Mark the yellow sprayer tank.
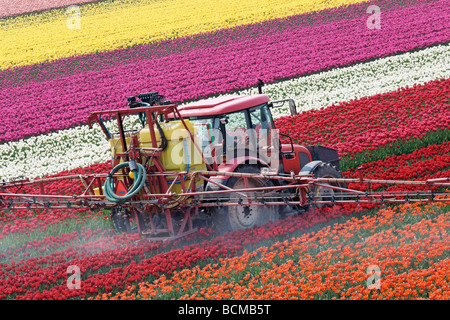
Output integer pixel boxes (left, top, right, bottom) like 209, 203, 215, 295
109, 131, 139, 161
139, 120, 206, 206
92, 132, 135, 196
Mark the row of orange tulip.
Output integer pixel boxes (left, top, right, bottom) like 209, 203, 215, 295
97, 200, 449, 300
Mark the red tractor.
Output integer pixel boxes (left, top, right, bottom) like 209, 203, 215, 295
2, 89, 449, 241
172, 92, 345, 233
84, 89, 346, 237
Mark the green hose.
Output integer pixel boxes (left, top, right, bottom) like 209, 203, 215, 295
104, 161, 146, 204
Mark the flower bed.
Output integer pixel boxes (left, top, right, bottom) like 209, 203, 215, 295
100, 201, 450, 300
2, 44, 449, 181
343, 141, 450, 192
275, 77, 450, 170
1, 0, 448, 143
1, 0, 449, 302
2, 203, 354, 299
0, 0, 102, 18
2, 136, 450, 299
0, 0, 436, 87
1, 0, 372, 69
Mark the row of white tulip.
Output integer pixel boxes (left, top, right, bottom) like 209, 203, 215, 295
0, 116, 139, 181
229, 43, 450, 118
1, 43, 448, 181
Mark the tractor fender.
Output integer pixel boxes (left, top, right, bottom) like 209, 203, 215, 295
204, 157, 271, 197
300, 160, 324, 175
214, 156, 271, 180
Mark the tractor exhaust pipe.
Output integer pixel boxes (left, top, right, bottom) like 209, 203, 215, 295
257, 79, 264, 94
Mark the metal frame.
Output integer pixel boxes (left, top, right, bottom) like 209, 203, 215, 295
2, 170, 450, 239
2, 103, 450, 241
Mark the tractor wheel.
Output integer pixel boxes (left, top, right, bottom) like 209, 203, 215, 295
311, 163, 346, 208
211, 165, 279, 234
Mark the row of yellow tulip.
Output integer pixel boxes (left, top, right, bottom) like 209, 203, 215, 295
0, 0, 370, 70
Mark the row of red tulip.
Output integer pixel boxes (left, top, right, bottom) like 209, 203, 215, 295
343, 140, 450, 192
274, 77, 450, 169
1, 201, 357, 299
102, 201, 450, 300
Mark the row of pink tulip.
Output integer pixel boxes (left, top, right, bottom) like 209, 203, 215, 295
0, 0, 433, 87
1, 0, 448, 143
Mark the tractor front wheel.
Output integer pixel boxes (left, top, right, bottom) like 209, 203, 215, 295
211, 165, 279, 234
311, 163, 346, 208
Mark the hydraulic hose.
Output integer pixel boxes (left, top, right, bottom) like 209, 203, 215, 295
104, 161, 146, 204
151, 112, 168, 151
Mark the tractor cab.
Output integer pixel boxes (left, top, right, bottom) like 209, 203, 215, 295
174, 94, 312, 175
179, 96, 276, 166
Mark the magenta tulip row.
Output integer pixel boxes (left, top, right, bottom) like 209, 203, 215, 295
0, 0, 448, 143
0, 0, 436, 88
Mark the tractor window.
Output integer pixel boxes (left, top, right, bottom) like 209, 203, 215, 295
249, 104, 274, 131
226, 110, 248, 131
189, 117, 221, 165
249, 104, 276, 152
190, 117, 219, 145
224, 110, 250, 148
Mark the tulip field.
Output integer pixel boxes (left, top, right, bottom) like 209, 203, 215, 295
1, 0, 450, 302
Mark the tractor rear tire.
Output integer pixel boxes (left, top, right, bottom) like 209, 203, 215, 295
211, 165, 279, 234
311, 163, 346, 208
